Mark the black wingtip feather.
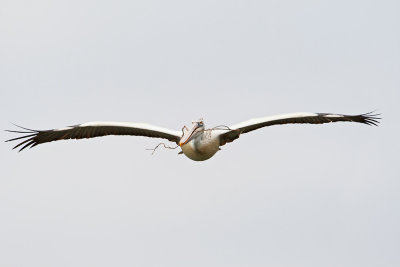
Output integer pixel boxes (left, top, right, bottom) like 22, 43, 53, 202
9, 122, 40, 132
360, 112, 381, 126
19, 140, 36, 152
5, 129, 35, 134
6, 123, 40, 151
5, 134, 37, 143
12, 137, 35, 150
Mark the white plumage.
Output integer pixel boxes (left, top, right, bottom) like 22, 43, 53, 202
6, 112, 380, 161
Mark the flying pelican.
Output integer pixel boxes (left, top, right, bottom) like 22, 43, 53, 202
6, 112, 380, 161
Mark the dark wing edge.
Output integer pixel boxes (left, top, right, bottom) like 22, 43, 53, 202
5, 123, 181, 152
239, 111, 381, 134
315, 111, 381, 127
219, 111, 381, 146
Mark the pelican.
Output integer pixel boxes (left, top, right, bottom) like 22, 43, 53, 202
6, 112, 380, 161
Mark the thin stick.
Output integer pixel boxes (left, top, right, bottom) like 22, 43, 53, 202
181, 126, 189, 136
210, 125, 234, 131
146, 143, 179, 155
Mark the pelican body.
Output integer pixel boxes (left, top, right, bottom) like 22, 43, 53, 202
179, 121, 221, 161
6, 112, 380, 161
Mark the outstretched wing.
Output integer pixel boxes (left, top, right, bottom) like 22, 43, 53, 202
219, 112, 380, 146
6, 121, 182, 151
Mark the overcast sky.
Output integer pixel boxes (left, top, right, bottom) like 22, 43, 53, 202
1, 0, 399, 266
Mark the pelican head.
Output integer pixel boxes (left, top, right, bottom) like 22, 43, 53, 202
179, 119, 205, 146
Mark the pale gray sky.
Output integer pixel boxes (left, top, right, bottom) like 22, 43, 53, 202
0, 0, 399, 266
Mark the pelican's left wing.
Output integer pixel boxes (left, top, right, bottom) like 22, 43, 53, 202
219, 112, 380, 146
6, 121, 182, 151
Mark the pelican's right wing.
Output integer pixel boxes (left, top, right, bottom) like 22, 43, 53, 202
6, 121, 182, 151
219, 112, 380, 146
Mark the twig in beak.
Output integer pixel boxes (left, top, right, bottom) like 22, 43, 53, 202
211, 125, 233, 130
181, 126, 189, 137
146, 143, 179, 155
